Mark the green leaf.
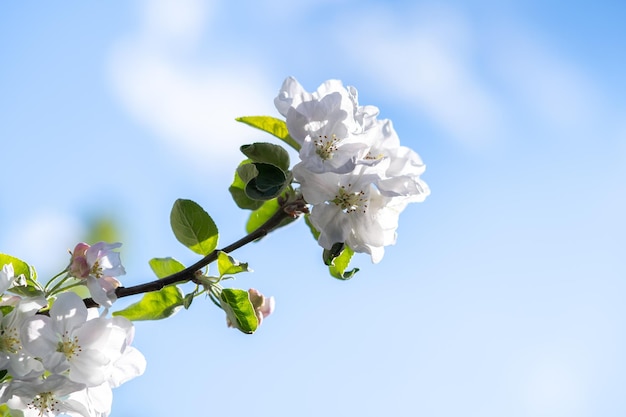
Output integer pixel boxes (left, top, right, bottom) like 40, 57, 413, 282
113, 285, 184, 321
112, 258, 186, 321
236, 116, 300, 151
0, 254, 33, 280
148, 257, 186, 278
245, 196, 296, 235
220, 288, 258, 334
324, 244, 359, 280
217, 251, 249, 277
229, 162, 264, 210
170, 199, 219, 255
240, 142, 290, 172
0, 403, 12, 417
237, 162, 259, 183
183, 292, 195, 309
246, 198, 280, 234
0, 254, 43, 297
245, 163, 287, 200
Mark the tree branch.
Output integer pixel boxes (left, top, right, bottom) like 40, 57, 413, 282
83, 196, 308, 309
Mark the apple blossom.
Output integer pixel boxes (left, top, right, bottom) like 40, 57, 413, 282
0, 296, 47, 379
3, 374, 90, 417
275, 77, 371, 174
295, 165, 400, 263
247, 288, 275, 327
69, 242, 125, 307
22, 292, 141, 387
225, 288, 275, 331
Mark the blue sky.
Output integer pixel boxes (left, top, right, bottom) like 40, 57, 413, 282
1, 1, 625, 416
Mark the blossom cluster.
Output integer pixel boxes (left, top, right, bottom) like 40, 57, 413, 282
275, 77, 430, 263
0, 259, 145, 417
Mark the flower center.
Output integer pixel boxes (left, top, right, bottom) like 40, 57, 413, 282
90, 260, 103, 278
364, 151, 384, 162
29, 391, 60, 415
0, 326, 21, 354
57, 331, 82, 359
332, 185, 368, 214
313, 134, 339, 160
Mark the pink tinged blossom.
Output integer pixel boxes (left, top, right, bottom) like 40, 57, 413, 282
247, 288, 275, 326
69, 242, 125, 307
225, 289, 275, 330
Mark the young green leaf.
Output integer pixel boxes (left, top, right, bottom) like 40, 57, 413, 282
148, 257, 186, 277
245, 163, 287, 200
112, 257, 186, 321
245, 196, 296, 235
183, 292, 195, 309
236, 116, 300, 151
229, 162, 264, 210
217, 251, 249, 277
170, 199, 219, 256
0, 253, 44, 297
0, 253, 33, 280
220, 288, 258, 334
113, 285, 184, 321
240, 142, 290, 172
324, 244, 359, 280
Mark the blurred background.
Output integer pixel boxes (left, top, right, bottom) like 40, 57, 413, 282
1, 0, 625, 416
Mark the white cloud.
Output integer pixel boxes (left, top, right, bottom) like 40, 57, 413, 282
340, 4, 504, 147
108, 0, 277, 173
340, 4, 608, 148
489, 27, 606, 135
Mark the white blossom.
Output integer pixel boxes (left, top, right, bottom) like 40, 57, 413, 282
4, 374, 91, 417
281, 77, 430, 262
0, 296, 47, 379
22, 292, 136, 387
275, 77, 370, 174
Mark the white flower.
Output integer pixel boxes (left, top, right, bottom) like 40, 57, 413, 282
22, 292, 134, 387
295, 165, 399, 263
0, 296, 47, 379
360, 118, 430, 202
69, 242, 125, 307
275, 77, 370, 174
281, 77, 431, 263
0, 263, 16, 294
4, 374, 90, 417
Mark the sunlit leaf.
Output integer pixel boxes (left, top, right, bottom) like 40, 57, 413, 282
112, 257, 186, 321
217, 251, 249, 277
246, 196, 296, 235
113, 285, 184, 321
170, 199, 219, 255
0, 253, 43, 297
236, 116, 300, 151
220, 288, 258, 334
324, 244, 359, 280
